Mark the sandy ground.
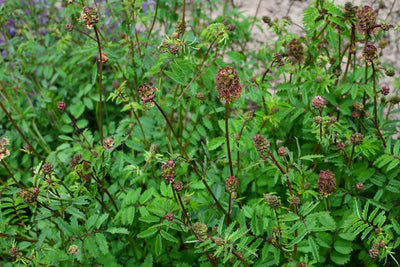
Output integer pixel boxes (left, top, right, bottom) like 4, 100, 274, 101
236, 0, 400, 78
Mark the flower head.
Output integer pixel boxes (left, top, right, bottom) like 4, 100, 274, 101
356, 6, 377, 34
137, 84, 156, 103
193, 222, 208, 241
215, 66, 242, 103
362, 44, 377, 63
254, 134, 270, 159
68, 245, 79, 255
351, 132, 363, 145
287, 39, 304, 63
225, 176, 237, 193
173, 181, 184, 192
161, 160, 176, 183
312, 95, 327, 109
317, 170, 336, 197
0, 138, 10, 161
264, 193, 281, 209
104, 137, 114, 150
79, 6, 98, 29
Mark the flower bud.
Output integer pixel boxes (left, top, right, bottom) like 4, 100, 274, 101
161, 160, 176, 183
225, 176, 237, 193
215, 66, 242, 103
318, 170, 336, 196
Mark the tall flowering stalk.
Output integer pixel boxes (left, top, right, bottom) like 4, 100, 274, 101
137, 84, 227, 215
216, 66, 243, 225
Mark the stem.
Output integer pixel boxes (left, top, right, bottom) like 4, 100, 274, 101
154, 101, 227, 215
0, 100, 42, 160
371, 61, 386, 147
225, 103, 234, 177
93, 25, 104, 147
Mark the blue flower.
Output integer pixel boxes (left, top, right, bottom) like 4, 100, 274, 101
142, 0, 155, 14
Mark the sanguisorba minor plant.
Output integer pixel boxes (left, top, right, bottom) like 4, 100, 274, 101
1, 0, 400, 266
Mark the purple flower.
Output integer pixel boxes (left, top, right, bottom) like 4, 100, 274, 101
143, 0, 155, 14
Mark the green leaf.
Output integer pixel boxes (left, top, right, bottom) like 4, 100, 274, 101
334, 239, 353, 254
66, 206, 85, 219
330, 251, 350, 265
106, 227, 129, 235
318, 212, 336, 231
300, 154, 324, 161
155, 234, 163, 256
207, 137, 225, 151
95, 233, 109, 255
308, 236, 319, 262
160, 230, 179, 243
85, 235, 99, 258
137, 227, 158, 238
288, 229, 307, 247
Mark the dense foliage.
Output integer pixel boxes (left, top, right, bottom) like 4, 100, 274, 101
1, 0, 400, 266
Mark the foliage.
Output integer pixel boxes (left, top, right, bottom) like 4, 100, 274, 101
0, 0, 399, 266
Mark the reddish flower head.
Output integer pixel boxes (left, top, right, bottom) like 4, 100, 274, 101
215, 66, 242, 103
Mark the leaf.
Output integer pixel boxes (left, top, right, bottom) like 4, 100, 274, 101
95, 214, 109, 229
308, 236, 319, 262
155, 234, 163, 256
66, 206, 85, 219
106, 227, 129, 235
334, 239, 353, 254
299, 154, 324, 161
95, 233, 109, 255
85, 235, 99, 258
207, 137, 225, 151
318, 213, 336, 231
86, 214, 99, 230
137, 227, 158, 238
330, 251, 350, 265
160, 230, 179, 243
288, 229, 307, 247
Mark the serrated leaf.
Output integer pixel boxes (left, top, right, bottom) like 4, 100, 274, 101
86, 214, 99, 230
318, 212, 336, 231
391, 218, 400, 235
155, 234, 163, 256
137, 227, 158, 238
288, 229, 307, 247
95, 233, 109, 255
140, 215, 160, 223
308, 236, 319, 261
85, 235, 99, 257
160, 230, 179, 243
299, 154, 324, 161
334, 239, 353, 254
106, 227, 129, 235
66, 206, 85, 219
279, 213, 299, 222
95, 214, 109, 229
207, 137, 225, 151
330, 251, 350, 265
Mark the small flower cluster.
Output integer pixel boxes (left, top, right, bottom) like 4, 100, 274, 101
104, 137, 114, 150
264, 193, 281, 209
215, 66, 242, 103
79, 6, 99, 29
356, 6, 377, 34
362, 44, 377, 63
368, 241, 385, 259
161, 160, 176, 183
68, 245, 79, 255
287, 39, 304, 63
42, 162, 54, 176
317, 170, 336, 197
0, 137, 10, 161
254, 134, 270, 159
351, 132, 363, 145
311, 95, 327, 110
98, 52, 108, 64
225, 176, 237, 193
137, 84, 156, 103
20, 188, 40, 203
192, 222, 208, 241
